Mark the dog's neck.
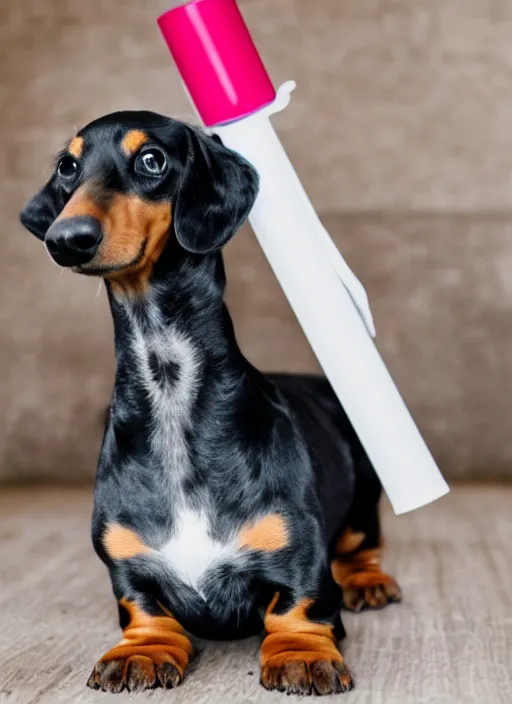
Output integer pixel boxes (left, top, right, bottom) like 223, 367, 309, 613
104, 244, 250, 468
107, 245, 240, 363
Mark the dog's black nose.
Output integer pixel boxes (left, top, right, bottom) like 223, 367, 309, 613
45, 216, 103, 267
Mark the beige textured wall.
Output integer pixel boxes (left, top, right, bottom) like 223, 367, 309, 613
1, 0, 511, 482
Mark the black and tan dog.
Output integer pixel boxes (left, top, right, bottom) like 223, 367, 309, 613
20, 111, 401, 696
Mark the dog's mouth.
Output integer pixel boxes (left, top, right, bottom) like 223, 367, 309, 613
74, 238, 148, 277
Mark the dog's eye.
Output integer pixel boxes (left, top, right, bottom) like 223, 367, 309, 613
57, 156, 79, 180
135, 148, 167, 177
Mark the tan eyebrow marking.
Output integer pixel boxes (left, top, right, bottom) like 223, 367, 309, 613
122, 130, 149, 156
68, 136, 84, 159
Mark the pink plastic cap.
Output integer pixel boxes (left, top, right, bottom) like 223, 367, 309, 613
158, 0, 276, 126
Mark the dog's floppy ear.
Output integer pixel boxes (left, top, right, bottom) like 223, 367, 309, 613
173, 128, 259, 254
20, 181, 61, 241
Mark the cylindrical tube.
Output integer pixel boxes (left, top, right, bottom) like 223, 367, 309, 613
157, 0, 450, 514
214, 113, 449, 515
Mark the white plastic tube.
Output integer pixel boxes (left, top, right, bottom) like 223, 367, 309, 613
214, 85, 449, 515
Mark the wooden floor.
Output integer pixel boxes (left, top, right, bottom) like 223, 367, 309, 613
0, 486, 511, 703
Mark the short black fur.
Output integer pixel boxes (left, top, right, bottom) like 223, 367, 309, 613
19, 111, 397, 695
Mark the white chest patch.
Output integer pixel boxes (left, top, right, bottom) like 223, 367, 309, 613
160, 507, 239, 591
127, 302, 200, 479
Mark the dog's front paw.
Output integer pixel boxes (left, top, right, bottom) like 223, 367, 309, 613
87, 653, 183, 693
342, 573, 402, 612
261, 659, 353, 696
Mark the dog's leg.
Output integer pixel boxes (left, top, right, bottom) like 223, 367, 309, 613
87, 598, 193, 693
260, 592, 353, 695
331, 533, 402, 612
330, 455, 402, 612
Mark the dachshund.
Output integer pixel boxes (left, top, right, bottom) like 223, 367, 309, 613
20, 111, 401, 696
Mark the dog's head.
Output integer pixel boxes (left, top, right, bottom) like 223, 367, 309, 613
20, 111, 258, 291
